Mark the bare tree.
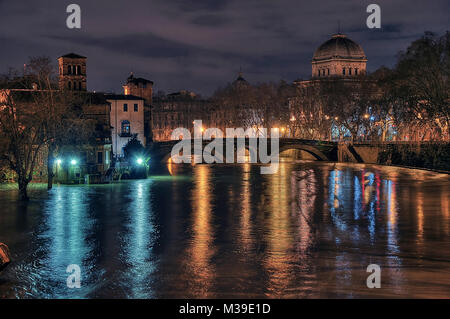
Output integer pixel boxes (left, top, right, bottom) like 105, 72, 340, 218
0, 88, 48, 200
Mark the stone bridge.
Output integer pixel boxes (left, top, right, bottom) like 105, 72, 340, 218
148, 138, 339, 164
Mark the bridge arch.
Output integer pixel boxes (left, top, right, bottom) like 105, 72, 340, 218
279, 144, 330, 161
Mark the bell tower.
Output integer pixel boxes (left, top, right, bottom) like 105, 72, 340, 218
58, 53, 87, 91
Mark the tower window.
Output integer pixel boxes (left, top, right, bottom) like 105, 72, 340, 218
123, 103, 128, 112
134, 104, 138, 112
121, 120, 130, 134
342, 68, 346, 75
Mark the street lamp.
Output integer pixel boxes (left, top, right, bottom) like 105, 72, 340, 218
136, 157, 144, 165
70, 159, 77, 165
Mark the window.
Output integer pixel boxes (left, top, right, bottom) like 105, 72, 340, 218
121, 120, 130, 134
349, 68, 352, 75
79, 82, 82, 90
77, 65, 81, 75
68, 81, 72, 90
318, 70, 320, 77
68, 65, 72, 75
322, 69, 325, 76
327, 69, 330, 75
342, 68, 346, 75
123, 103, 128, 112
134, 104, 138, 112
355, 68, 358, 75
97, 151, 103, 164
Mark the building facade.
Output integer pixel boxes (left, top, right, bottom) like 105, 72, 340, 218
123, 73, 154, 142
106, 95, 145, 157
151, 91, 210, 141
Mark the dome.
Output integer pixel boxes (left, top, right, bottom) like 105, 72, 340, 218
312, 34, 366, 61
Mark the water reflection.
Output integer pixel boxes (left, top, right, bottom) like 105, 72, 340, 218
27, 187, 95, 298
0, 162, 449, 298
186, 165, 216, 297
121, 180, 157, 298
239, 163, 253, 251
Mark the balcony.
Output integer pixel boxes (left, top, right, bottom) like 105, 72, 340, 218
119, 132, 132, 137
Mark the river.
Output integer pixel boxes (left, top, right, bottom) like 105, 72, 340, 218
0, 161, 449, 298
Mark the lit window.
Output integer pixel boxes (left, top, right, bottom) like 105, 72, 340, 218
121, 120, 130, 134
123, 103, 128, 112
134, 104, 138, 112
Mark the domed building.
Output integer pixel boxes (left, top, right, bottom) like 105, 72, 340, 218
311, 33, 367, 78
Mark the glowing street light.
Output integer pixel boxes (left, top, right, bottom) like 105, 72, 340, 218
56, 159, 62, 165
136, 158, 144, 165
70, 159, 77, 165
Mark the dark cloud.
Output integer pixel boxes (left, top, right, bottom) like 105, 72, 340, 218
0, 0, 449, 96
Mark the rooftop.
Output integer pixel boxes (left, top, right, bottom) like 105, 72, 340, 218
105, 94, 145, 101
59, 53, 87, 59
313, 34, 366, 61
126, 73, 154, 85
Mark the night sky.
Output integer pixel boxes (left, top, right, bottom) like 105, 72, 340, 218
1, 0, 449, 96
